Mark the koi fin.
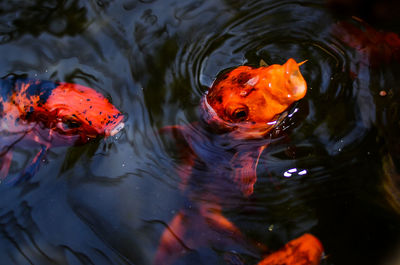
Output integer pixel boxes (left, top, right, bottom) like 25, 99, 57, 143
159, 125, 194, 159
8, 145, 48, 185
257, 234, 324, 265
0, 151, 13, 182
231, 145, 266, 196
160, 125, 197, 189
223, 252, 245, 265
154, 204, 256, 265
259, 59, 269, 67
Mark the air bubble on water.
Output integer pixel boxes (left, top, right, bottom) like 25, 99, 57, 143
284, 171, 292, 177
298, 170, 307, 175
283, 168, 308, 178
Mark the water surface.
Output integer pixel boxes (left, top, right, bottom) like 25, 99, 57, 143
1, 0, 400, 264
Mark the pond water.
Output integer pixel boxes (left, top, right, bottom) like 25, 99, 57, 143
1, 0, 400, 264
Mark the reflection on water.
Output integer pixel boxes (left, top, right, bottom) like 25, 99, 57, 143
0, 0, 400, 264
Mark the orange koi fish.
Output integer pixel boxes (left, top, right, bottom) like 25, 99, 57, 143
257, 234, 324, 265
0, 77, 124, 183
155, 59, 322, 265
205, 58, 307, 140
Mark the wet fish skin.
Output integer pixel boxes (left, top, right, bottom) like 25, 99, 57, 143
0, 77, 124, 182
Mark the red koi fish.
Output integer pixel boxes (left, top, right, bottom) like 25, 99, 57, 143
257, 234, 324, 265
333, 17, 400, 67
0, 77, 124, 183
155, 59, 322, 265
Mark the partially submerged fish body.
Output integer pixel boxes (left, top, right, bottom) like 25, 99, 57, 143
181, 58, 308, 196
257, 234, 324, 265
204, 58, 307, 139
155, 59, 320, 264
0, 77, 124, 182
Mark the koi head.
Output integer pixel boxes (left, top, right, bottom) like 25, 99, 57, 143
204, 58, 307, 138
39, 83, 124, 141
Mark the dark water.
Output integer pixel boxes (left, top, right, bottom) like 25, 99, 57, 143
1, 0, 400, 264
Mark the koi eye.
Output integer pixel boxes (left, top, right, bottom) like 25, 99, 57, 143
62, 117, 82, 130
230, 106, 249, 122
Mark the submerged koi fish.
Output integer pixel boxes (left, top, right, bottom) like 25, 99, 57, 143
257, 233, 324, 265
0, 77, 124, 182
155, 59, 323, 265
333, 17, 400, 67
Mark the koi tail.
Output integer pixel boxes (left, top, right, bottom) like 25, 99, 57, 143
159, 125, 196, 190
154, 202, 257, 265
6, 145, 48, 185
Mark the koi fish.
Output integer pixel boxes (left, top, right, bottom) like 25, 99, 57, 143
205, 58, 307, 139
332, 17, 400, 128
155, 59, 322, 265
257, 233, 324, 265
332, 17, 400, 67
0, 77, 124, 183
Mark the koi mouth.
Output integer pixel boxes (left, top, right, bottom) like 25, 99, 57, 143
108, 121, 125, 137
201, 95, 277, 138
